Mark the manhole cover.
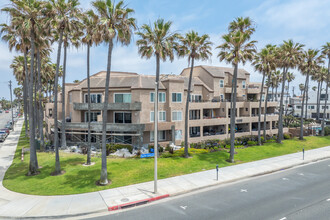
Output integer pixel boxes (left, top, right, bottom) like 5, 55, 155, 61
121, 198, 129, 202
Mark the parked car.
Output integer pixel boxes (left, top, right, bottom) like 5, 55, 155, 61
0, 110, 2, 113
5, 110, 9, 113
5, 124, 13, 130
0, 128, 9, 137
0, 131, 6, 142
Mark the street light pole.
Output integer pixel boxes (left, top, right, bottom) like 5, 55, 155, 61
9, 80, 14, 131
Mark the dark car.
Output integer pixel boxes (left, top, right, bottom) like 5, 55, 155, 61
0, 128, 9, 136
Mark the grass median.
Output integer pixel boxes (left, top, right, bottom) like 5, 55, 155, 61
3, 125, 330, 195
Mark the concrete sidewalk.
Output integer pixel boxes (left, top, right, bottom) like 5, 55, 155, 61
0, 118, 330, 218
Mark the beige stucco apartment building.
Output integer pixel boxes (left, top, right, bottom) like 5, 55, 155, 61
44, 65, 279, 148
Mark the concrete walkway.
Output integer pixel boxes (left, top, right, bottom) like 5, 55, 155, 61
0, 118, 330, 218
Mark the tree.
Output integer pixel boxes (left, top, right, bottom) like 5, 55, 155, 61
177, 31, 212, 157
93, 0, 136, 185
217, 17, 257, 162
253, 44, 276, 145
321, 42, 330, 136
299, 83, 305, 96
285, 72, 295, 116
49, 0, 81, 175
298, 49, 323, 140
81, 9, 101, 165
136, 19, 177, 191
276, 40, 304, 143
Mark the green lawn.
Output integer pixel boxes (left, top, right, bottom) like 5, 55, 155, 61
3, 126, 330, 195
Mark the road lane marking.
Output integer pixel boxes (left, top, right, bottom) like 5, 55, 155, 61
298, 173, 304, 176
279, 217, 287, 220
282, 178, 289, 180
327, 198, 330, 202
180, 206, 187, 210
240, 189, 247, 192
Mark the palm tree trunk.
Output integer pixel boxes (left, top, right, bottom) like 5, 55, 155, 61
86, 44, 92, 165
100, 40, 114, 185
53, 29, 64, 175
277, 67, 287, 143
316, 81, 321, 120
34, 62, 38, 137
285, 82, 290, 116
264, 74, 270, 140
61, 44, 67, 149
271, 86, 274, 101
153, 53, 160, 193
275, 85, 278, 102
305, 77, 309, 119
258, 72, 265, 145
229, 63, 238, 162
299, 72, 309, 140
28, 28, 38, 175
321, 59, 330, 136
184, 57, 194, 157
37, 51, 44, 150
23, 50, 29, 137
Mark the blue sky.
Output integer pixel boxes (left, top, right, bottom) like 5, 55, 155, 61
0, 0, 329, 99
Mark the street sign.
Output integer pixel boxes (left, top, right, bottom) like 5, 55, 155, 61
141, 153, 155, 158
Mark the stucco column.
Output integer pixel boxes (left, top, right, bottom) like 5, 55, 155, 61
171, 125, 175, 144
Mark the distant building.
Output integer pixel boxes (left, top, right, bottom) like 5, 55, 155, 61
45, 65, 280, 148
291, 89, 330, 119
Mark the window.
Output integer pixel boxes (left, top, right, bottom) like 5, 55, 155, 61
262, 94, 265, 101
172, 111, 182, 121
220, 94, 224, 102
189, 126, 200, 137
114, 93, 131, 103
85, 112, 101, 122
296, 106, 301, 109
322, 106, 329, 109
150, 130, 166, 141
245, 108, 248, 111
85, 93, 102, 103
190, 94, 202, 102
49, 109, 53, 117
172, 93, 182, 102
189, 110, 200, 120
320, 94, 328, 101
150, 92, 166, 103
308, 105, 315, 110
242, 81, 246, 89
220, 79, 224, 88
114, 112, 132, 123
69, 93, 72, 104
150, 111, 166, 122
175, 130, 182, 140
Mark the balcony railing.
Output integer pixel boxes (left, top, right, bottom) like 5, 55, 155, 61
73, 102, 142, 111
58, 121, 145, 132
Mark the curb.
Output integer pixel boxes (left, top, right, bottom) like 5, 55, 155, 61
108, 194, 170, 211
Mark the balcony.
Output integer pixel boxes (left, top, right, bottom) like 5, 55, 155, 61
58, 121, 145, 133
73, 102, 142, 111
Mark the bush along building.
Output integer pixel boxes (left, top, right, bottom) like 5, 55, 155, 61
44, 65, 280, 148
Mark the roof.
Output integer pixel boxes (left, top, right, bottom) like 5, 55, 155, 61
180, 65, 250, 79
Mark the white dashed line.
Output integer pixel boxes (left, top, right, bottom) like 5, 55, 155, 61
180, 206, 187, 210
279, 217, 287, 220
282, 178, 289, 180
240, 189, 247, 192
298, 173, 304, 176
327, 198, 330, 202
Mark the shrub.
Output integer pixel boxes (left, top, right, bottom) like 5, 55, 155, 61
283, 133, 292, 139
214, 147, 219, 151
165, 145, 171, 152
247, 141, 257, 146
106, 143, 133, 156
324, 127, 330, 136
260, 136, 265, 143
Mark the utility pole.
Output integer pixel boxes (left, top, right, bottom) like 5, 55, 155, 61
9, 80, 14, 131
292, 86, 295, 97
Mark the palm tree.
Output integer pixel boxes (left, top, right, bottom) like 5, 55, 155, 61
321, 42, 330, 136
136, 18, 177, 191
285, 72, 295, 115
81, 9, 101, 165
217, 17, 257, 162
276, 40, 304, 143
272, 70, 281, 102
298, 49, 324, 140
299, 83, 305, 96
93, 0, 136, 185
2, 0, 49, 175
177, 31, 212, 157
314, 67, 328, 120
49, 0, 81, 175
253, 44, 276, 145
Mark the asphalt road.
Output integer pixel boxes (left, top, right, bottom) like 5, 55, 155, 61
88, 158, 330, 220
